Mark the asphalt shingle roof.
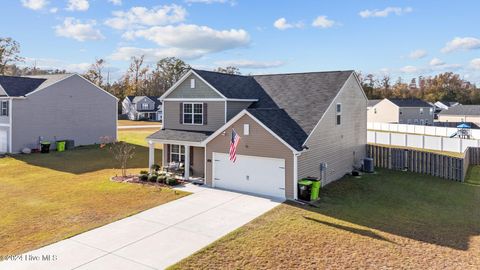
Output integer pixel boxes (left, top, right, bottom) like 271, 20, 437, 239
126, 96, 162, 111
0, 74, 73, 97
439, 105, 480, 116
388, 98, 433, 108
368, 99, 381, 107
147, 129, 212, 142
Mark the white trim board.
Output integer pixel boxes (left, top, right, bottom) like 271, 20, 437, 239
160, 70, 228, 100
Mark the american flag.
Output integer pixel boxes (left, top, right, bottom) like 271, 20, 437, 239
229, 129, 241, 163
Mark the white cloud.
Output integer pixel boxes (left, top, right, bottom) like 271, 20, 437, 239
185, 0, 234, 4
215, 59, 285, 69
124, 24, 250, 53
470, 58, 480, 70
49, 7, 58, 13
21, 0, 48, 10
441, 37, 480, 53
359, 7, 413, 18
54, 18, 104, 42
23, 57, 91, 73
105, 5, 187, 30
108, 0, 122, 5
67, 0, 89, 11
312, 16, 335, 28
429, 58, 445, 66
110, 47, 207, 61
273, 17, 304, 30
408, 49, 427, 59
399, 65, 419, 74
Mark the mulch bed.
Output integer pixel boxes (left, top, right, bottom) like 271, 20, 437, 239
110, 175, 185, 188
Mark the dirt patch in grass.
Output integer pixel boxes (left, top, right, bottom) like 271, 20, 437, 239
170, 169, 480, 269
0, 145, 187, 256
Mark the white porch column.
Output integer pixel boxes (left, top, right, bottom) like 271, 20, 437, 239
184, 145, 190, 180
148, 141, 155, 172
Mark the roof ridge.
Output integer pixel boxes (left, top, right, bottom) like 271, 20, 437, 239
252, 70, 354, 77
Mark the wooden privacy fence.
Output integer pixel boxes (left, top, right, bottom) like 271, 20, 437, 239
367, 144, 480, 182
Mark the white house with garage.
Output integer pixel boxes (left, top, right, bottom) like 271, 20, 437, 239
0, 74, 117, 154
122, 96, 162, 121
146, 69, 367, 200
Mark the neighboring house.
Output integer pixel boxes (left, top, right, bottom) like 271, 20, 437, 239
367, 98, 434, 125
367, 99, 381, 112
0, 74, 117, 153
438, 105, 480, 125
122, 96, 162, 121
434, 101, 460, 110
146, 69, 367, 200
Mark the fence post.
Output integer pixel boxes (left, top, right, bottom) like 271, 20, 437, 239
441, 137, 444, 152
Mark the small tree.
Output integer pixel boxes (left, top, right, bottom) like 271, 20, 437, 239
108, 141, 136, 177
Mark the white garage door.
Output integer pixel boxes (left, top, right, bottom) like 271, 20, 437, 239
213, 152, 286, 199
0, 129, 7, 153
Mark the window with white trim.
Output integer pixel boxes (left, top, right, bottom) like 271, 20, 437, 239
0, 101, 8, 116
141, 103, 149, 110
170, 145, 185, 162
336, 103, 341, 125
183, 102, 203, 125
190, 78, 195, 88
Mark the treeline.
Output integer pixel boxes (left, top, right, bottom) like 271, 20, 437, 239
358, 72, 480, 104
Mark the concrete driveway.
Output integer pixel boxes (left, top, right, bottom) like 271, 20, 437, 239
0, 185, 282, 270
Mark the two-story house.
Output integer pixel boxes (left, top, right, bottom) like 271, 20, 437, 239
367, 98, 434, 125
146, 69, 367, 200
122, 96, 162, 121
0, 74, 117, 153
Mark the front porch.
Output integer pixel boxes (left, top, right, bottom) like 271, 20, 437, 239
147, 129, 211, 181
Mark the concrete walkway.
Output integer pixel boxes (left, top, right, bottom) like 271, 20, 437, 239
0, 185, 282, 270
118, 125, 162, 129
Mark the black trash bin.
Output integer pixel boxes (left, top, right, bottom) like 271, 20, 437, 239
298, 180, 313, 201
40, 141, 51, 153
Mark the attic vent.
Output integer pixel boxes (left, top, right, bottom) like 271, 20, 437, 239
190, 78, 195, 88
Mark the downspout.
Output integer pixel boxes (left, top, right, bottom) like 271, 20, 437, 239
8, 98, 12, 153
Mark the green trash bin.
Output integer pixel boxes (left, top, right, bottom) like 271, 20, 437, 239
298, 180, 313, 201
56, 141, 66, 152
310, 180, 321, 201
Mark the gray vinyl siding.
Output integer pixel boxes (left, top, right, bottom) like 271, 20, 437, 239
226, 101, 253, 120
0, 98, 9, 124
165, 74, 222, 99
398, 107, 434, 125
163, 100, 225, 132
136, 97, 155, 110
10, 74, 117, 152
298, 74, 367, 185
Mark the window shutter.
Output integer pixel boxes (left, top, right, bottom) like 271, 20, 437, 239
166, 144, 171, 163
203, 103, 208, 125
190, 146, 194, 166
179, 102, 183, 124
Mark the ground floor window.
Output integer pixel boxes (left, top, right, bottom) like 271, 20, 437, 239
170, 144, 185, 163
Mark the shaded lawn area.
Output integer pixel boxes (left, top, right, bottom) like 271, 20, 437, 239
0, 144, 186, 256
170, 169, 480, 269
118, 128, 162, 148
118, 120, 162, 127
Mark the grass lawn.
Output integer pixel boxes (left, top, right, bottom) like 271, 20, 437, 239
118, 120, 162, 127
170, 169, 480, 269
0, 143, 185, 256
118, 128, 162, 148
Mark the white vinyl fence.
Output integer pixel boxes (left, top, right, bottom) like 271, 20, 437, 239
367, 122, 480, 139
367, 130, 480, 153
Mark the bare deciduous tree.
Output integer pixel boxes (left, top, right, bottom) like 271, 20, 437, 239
0, 37, 23, 75
106, 140, 136, 178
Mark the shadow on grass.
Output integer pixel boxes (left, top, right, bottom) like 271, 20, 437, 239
303, 216, 397, 244
296, 168, 480, 251
11, 143, 163, 174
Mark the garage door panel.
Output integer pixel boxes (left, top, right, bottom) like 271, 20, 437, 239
213, 153, 286, 199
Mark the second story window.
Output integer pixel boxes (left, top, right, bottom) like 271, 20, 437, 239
183, 102, 203, 125
0, 101, 8, 116
190, 78, 196, 88
336, 103, 341, 125
141, 103, 149, 110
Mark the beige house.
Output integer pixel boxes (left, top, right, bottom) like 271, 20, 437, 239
367, 98, 434, 125
147, 69, 367, 200
438, 105, 480, 125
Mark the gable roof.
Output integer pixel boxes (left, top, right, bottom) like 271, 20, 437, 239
246, 108, 307, 151
388, 98, 433, 108
368, 99, 381, 107
0, 74, 73, 97
126, 96, 162, 111
439, 105, 480, 116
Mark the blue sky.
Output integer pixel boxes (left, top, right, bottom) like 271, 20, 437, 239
2, 0, 480, 83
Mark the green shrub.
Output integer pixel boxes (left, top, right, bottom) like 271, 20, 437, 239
166, 177, 179, 186
150, 164, 161, 172
139, 170, 149, 175
139, 174, 148, 181
148, 174, 158, 183
157, 175, 167, 184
